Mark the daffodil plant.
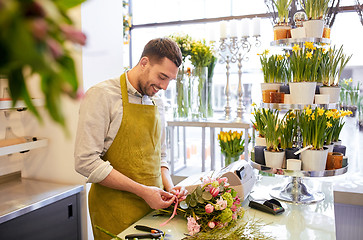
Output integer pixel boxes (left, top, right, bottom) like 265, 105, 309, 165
260, 108, 283, 152
273, 0, 292, 24
280, 110, 298, 149
289, 42, 323, 83
258, 49, 290, 83
330, 109, 352, 142
300, 0, 330, 20
251, 103, 266, 138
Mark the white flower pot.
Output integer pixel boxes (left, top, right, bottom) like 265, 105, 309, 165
314, 94, 330, 104
324, 143, 334, 153
255, 136, 266, 146
264, 149, 285, 169
289, 82, 316, 105
291, 27, 306, 39
284, 94, 291, 104
333, 140, 342, 146
319, 86, 340, 103
303, 19, 324, 38
261, 82, 283, 92
301, 148, 328, 171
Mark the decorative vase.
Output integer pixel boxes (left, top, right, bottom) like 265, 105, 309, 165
191, 67, 208, 120
319, 86, 341, 103
175, 67, 189, 119
289, 82, 316, 105
255, 136, 266, 146
222, 152, 241, 167
326, 152, 343, 170
301, 147, 328, 171
264, 149, 285, 169
254, 146, 266, 165
273, 24, 291, 40
303, 19, 324, 38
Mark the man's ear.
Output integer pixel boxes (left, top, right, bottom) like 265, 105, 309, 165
139, 56, 149, 68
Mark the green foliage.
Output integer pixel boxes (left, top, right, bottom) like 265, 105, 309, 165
273, 0, 292, 23
300, 0, 330, 20
280, 110, 298, 149
190, 40, 213, 68
251, 103, 267, 138
0, 0, 86, 128
218, 130, 248, 156
260, 108, 282, 152
258, 49, 290, 83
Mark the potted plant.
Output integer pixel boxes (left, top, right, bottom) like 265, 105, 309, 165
319, 46, 352, 103
258, 50, 289, 103
218, 130, 248, 166
260, 108, 285, 169
289, 42, 322, 105
331, 109, 352, 155
273, 0, 293, 40
251, 103, 267, 146
341, 79, 360, 117
298, 106, 329, 171
281, 110, 299, 160
300, 0, 330, 38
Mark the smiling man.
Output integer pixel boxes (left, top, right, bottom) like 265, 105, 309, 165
74, 38, 187, 240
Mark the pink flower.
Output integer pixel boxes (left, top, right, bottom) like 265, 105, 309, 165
218, 177, 228, 184
46, 38, 63, 59
30, 18, 48, 40
208, 221, 216, 229
187, 216, 200, 236
60, 24, 87, 45
231, 204, 237, 212
205, 204, 214, 214
210, 187, 219, 197
234, 196, 241, 205
216, 197, 227, 210
232, 213, 237, 220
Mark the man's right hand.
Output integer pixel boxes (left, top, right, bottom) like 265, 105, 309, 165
141, 186, 176, 209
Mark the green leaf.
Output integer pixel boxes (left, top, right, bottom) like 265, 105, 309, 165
196, 185, 203, 197
190, 199, 197, 207
54, 0, 87, 10
202, 191, 212, 201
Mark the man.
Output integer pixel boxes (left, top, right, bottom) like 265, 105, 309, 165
74, 38, 187, 240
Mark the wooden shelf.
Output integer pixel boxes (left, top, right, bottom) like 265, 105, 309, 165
0, 99, 44, 110
0, 138, 48, 156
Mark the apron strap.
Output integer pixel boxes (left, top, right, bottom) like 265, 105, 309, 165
120, 73, 129, 107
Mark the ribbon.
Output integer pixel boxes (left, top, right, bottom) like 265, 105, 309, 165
159, 190, 181, 227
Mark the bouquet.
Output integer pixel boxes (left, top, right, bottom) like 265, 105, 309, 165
218, 130, 249, 165
159, 177, 274, 239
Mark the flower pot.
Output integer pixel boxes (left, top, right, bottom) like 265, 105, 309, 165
326, 152, 343, 170
261, 82, 283, 92
286, 159, 302, 170
303, 19, 324, 38
222, 152, 241, 167
255, 136, 266, 146
333, 144, 346, 156
270, 92, 285, 103
289, 82, 316, 105
323, 26, 331, 39
315, 82, 322, 94
273, 24, 292, 40
284, 94, 291, 104
314, 94, 330, 104
285, 147, 300, 160
264, 149, 285, 169
290, 27, 306, 39
319, 86, 340, 103
262, 90, 277, 103
254, 146, 266, 165
280, 84, 290, 94
333, 139, 342, 146
324, 143, 334, 153
301, 147, 328, 171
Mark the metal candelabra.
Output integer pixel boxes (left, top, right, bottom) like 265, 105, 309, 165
218, 36, 261, 121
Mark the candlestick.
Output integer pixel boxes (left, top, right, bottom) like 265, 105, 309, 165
230, 20, 238, 38
220, 21, 227, 39
241, 18, 250, 38
252, 17, 261, 37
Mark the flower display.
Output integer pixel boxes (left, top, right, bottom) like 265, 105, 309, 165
273, 0, 292, 24
169, 33, 193, 62
258, 49, 290, 83
330, 109, 352, 142
251, 103, 266, 138
260, 108, 283, 152
280, 110, 298, 149
218, 130, 250, 165
300, 0, 330, 20
0, 0, 86, 127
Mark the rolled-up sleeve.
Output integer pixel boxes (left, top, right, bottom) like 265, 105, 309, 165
74, 86, 113, 183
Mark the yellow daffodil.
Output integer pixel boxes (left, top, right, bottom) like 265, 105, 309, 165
306, 51, 313, 59
252, 102, 256, 107
304, 42, 316, 50
311, 114, 315, 120
292, 44, 301, 52
263, 49, 270, 55
349, 78, 353, 83
218, 134, 220, 140
317, 107, 325, 116
325, 110, 334, 119
327, 121, 332, 128
285, 52, 290, 58
277, 55, 284, 61
306, 107, 313, 116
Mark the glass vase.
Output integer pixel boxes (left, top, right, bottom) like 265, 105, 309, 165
175, 67, 189, 119
191, 67, 208, 120
222, 152, 241, 167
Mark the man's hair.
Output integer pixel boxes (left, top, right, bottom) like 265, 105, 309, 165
140, 38, 182, 67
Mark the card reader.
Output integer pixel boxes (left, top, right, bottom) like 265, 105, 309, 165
249, 199, 285, 215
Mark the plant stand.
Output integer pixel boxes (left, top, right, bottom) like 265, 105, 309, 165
270, 176, 324, 204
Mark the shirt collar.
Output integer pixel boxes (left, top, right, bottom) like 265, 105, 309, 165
125, 71, 143, 98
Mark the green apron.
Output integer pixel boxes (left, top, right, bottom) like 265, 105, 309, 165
88, 73, 163, 240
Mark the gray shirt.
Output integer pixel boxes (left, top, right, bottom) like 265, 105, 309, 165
74, 73, 169, 183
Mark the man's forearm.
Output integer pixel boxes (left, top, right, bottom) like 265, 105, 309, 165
161, 167, 174, 192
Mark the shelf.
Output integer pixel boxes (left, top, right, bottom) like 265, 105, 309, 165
0, 99, 44, 110
249, 159, 348, 178
0, 138, 48, 156
270, 37, 332, 48
261, 102, 339, 111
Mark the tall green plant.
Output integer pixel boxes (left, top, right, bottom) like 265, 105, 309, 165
258, 50, 289, 83
260, 108, 282, 152
300, 0, 330, 20
281, 110, 298, 149
273, 0, 293, 23
251, 104, 267, 138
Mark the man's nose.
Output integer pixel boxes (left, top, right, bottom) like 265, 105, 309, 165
160, 80, 170, 90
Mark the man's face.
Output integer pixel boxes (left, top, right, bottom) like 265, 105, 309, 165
138, 57, 178, 97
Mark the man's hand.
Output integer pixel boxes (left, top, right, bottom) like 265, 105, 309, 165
169, 186, 188, 201
141, 186, 176, 209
